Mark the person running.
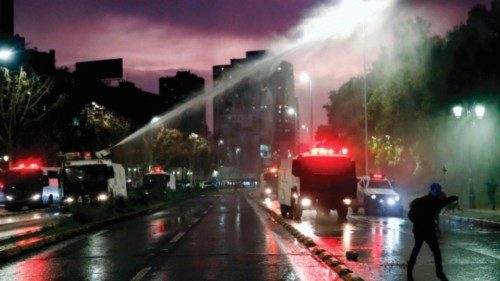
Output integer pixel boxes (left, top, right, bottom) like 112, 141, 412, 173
407, 183, 458, 281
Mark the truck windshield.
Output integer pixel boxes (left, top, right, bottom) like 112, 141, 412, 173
64, 165, 108, 183
369, 180, 391, 189
3, 170, 43, 187
300, 156, 353, 176
143, 174, 170, 189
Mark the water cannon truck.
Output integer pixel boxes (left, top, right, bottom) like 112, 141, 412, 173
277, 147, 357, 220
60, 151, 127, 204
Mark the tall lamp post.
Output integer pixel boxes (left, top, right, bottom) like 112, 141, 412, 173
299, 73, 313, 146
452, 104, 486, 209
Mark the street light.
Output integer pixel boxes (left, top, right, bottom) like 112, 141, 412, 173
299, 73, 313, 146
0, 49, 13, 61
452, 103, 487, 209
150, 116, 160, 124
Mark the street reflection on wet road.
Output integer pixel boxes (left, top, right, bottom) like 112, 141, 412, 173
266, 199, 500, 281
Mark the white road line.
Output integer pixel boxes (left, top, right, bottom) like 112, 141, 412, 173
193, 218, 200, 223
169, 231, 185, 243
130, 266, 151, 281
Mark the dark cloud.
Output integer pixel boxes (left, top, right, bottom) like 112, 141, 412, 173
16, 0, 326, 37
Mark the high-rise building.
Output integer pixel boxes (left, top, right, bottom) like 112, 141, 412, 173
0, 0, 14, 37
0, 0, 55, 74
159, 71, 206, 134
213, 50, 298, 181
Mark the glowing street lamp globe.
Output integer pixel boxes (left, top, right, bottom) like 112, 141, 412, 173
452, 105, 463, 118
150, 116, 160, 124
474, 104, 485, 119
287, 107, 296, 115
0, 49, 13, 61
299, 73, 310, 84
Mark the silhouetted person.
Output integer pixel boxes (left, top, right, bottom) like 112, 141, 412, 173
407, 183, 458, 281
485, 178, 498, 210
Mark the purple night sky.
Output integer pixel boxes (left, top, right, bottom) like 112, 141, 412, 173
13, 0, 490, 132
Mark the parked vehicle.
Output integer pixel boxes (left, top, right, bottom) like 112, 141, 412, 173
3, 162, 61, 211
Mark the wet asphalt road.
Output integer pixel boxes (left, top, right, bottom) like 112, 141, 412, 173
2, 190, 498, 281
0, 208, 66, 241
276, 202, 500, 281
0, 191, 336, 281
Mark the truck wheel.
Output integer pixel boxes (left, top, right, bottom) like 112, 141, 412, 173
352, 205, 359, 215
337, 206, 348, 220
292, 205, 302, 221
280, 204, 289, 218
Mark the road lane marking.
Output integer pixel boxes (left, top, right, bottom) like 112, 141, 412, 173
130, 266, 151, 281
170, 231, 185, 243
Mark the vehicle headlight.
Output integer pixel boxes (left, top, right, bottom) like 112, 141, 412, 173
31, 194, 41, 201
395, 196, 400, 201
342, 198, 352, 205
64, 197, 74, 203
265, 188, 272, 195
387, 198, 396, 206
379, 199, 384, 204
6, 195, 13, 201
97, 194, 108, 201
292, 192, 299, 199
371, 194, 376, 200
301, 198, 312, 207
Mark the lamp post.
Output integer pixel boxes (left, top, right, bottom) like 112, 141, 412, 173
362, 24, 369, 176
299, 73, 313, 146
452, 104, 486, 209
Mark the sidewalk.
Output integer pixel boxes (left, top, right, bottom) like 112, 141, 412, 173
442, 208, 500, 229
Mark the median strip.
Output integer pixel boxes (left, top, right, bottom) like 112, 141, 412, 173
250, 195, 365, 281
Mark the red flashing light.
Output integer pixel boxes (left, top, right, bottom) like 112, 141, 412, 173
371, 173, 384, 180
151, 166, 164, 173
83, 152, 92, 159
341, 148, 348, 155
269, 167, 278, 173
310, 147, 335, 156
11, 161, 41, 170
0, 181, 4, 189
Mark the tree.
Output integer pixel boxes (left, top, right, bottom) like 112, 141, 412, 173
0, 67, 61, 154
81, 102, 132, 151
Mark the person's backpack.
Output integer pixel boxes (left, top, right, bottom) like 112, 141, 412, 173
408, 196, 426, 223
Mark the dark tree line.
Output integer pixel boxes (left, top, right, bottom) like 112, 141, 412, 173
323, 1, 500, 201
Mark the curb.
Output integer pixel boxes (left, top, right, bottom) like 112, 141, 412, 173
250, 196, 364, 281
441, 214, 500, 229
0, 203, 166, 261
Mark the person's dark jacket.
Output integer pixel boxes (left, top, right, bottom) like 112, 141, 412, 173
410, 194, 458, 233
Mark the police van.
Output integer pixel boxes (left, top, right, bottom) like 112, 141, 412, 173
354, 173, 403, 216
